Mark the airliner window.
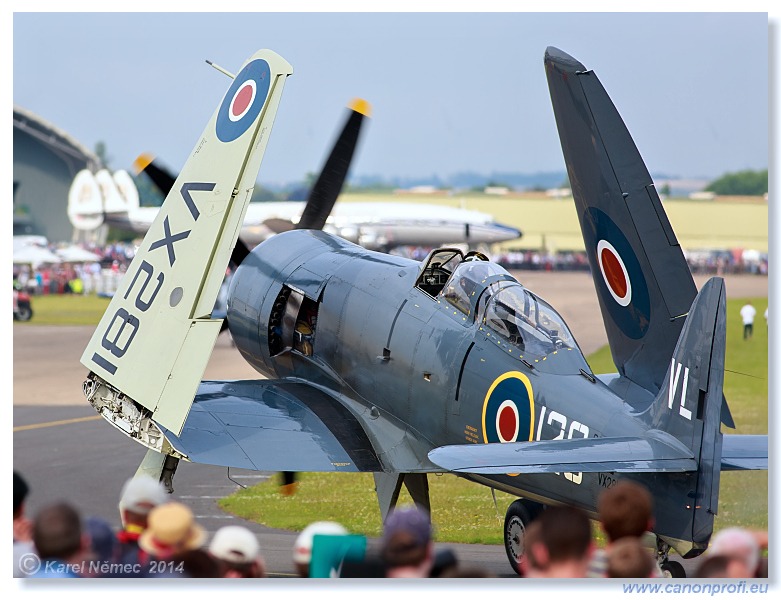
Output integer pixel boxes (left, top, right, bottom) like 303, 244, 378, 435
484, 284, 576, 356
441, 262, 509, 318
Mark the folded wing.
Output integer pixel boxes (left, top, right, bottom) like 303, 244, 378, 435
160, 380, 383, 472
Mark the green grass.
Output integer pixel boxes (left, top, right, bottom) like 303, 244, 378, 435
14, 293, 112, 326
220, 297, 768, 543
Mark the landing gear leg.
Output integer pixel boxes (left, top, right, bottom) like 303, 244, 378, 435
135, 449, 179, 494
373, 473, 430, 522
657, 537, 686, 578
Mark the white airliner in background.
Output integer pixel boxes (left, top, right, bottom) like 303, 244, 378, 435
68, 168, 522, 251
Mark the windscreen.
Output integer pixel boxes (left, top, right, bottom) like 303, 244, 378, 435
484, 282, 577, 357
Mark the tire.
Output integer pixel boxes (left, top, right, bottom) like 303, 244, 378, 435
15, 304, 32, 322
503, 499, 544, 576
661, 560, 686, 578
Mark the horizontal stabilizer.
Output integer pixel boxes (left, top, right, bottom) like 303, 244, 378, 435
428, 432, 696, 474
721, 434, 768, 471
159, 380, 383, 473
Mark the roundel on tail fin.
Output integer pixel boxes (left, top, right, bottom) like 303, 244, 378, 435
216, 59, 271, 142
585, 207, 650, 339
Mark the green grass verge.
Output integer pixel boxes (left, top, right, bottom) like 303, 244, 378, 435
220, 297, 768, 544
14, 293, 111, 326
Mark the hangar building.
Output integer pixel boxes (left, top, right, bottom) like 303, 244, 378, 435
13, 105, 101, 243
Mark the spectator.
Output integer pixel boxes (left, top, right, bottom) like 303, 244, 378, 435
524, 506, 593, 578
518, 520, 544, 577
209, 525, 266, 578
708, 527, 761, 578
13, 471, 36, 578
79, 516, 119, 577
178, 549, 221, 578
380, 505, 435, 578
696, 554, 736, 578
138, 502, 205, 561
740, 301, 757, 340
589, 480, 659, 577
606, 537, 656, 578
30, 502, 86, 578
116, 475, 168, 566
292, 521, 347, 577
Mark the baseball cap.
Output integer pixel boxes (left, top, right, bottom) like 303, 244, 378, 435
293, 521, 347, 565
209, 525, 260, 564
381, 505, 432, 548
119, 475, 168, 515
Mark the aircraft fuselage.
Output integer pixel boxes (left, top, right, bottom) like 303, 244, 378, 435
227, 229, 700, 552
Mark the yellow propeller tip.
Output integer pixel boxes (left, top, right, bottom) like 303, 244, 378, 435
132, 153, 155, 174
349, 98, 372, 117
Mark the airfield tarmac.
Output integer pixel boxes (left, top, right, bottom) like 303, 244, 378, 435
12, 271, 768, 578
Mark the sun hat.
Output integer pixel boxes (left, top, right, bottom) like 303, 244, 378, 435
138, 502, 206, 559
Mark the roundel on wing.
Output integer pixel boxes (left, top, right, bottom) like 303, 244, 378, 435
482, 372, 534, 444
216, 59, 271, 143
584, 207, 651, 339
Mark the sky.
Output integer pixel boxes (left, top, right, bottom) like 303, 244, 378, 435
10, 9, 771, 188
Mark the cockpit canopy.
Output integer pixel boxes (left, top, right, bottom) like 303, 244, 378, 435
441, 261, 515, 318
415, 247, 582, 362
483, 281, 577, 357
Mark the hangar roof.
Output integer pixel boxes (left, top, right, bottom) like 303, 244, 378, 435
13, 104, 100, 169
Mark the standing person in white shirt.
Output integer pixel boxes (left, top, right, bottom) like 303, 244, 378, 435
740, 301, 757, 340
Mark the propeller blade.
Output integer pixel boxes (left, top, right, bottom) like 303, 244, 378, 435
296, 98, 371, 231
132, 153, 176, 196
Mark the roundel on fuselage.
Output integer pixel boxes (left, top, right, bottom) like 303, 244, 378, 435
584, 207, 651, 340
216, 59, 271, 143
482, 372, 535, 444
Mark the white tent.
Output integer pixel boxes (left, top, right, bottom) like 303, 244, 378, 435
56, 245, 101, 263
13, 245, 62, 265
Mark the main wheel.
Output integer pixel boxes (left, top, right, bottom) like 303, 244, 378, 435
661, 560, 686, 578
15, 304, 32, 321
503, 499, 544, 575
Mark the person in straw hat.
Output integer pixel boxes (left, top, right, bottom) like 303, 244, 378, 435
138, 502, 206, 562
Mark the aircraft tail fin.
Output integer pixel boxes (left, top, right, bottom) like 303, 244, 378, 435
68, 169, 105, 231
646, 276, 727, 554
545, 47, 698, 396
81, 49, 293, 438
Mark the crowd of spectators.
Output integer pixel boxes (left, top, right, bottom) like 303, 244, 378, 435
13, 241, 136, 297
13, 469, 768, 580
12, 240, 767, 301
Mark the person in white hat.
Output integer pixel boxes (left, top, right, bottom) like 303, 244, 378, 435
116, 475, 168, 566
292, 521, 347, 577
209, 525, 266, 578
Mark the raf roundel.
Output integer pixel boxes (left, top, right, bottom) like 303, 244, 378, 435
482, 372, 535, 444
597, 239, 632, 307
229, 81, 256, 122
584, 207, 651, 340
216, 59, 271, 143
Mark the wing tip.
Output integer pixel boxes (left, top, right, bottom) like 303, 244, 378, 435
349, 98, 372, 117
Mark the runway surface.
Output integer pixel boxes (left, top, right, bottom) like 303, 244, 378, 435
12, 271, 767, 578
